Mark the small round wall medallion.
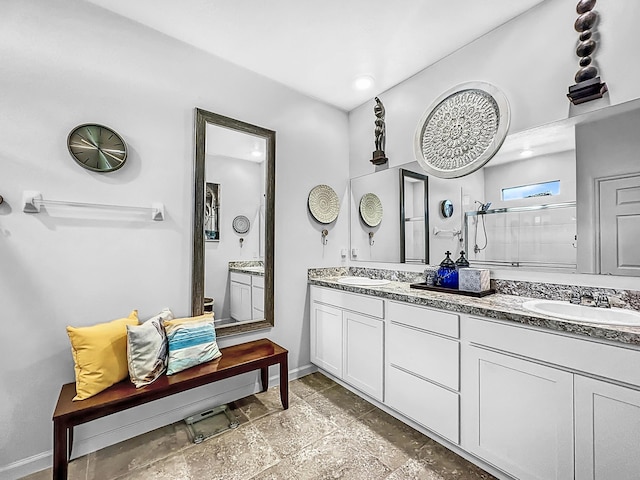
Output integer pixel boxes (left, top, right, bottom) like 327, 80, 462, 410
414, 82, 510, 179
67, 123, 127, 172
359, 193, 383, 227
232, 215, 250, 234
440, 200, 454, 218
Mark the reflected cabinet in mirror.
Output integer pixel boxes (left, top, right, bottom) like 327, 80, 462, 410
193, 109, 275, 335
349, 98, 640, 277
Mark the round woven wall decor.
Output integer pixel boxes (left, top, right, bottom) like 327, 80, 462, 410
414, 82, 510, 178
308, 184, 340, 224
232, 215, 250, 234
359, 193, 383, 227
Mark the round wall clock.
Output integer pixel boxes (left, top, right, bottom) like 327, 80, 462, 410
414, 82, 510, 179
67, 123, 128, 172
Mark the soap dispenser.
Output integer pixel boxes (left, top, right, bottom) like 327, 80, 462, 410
435, 251, 458, 289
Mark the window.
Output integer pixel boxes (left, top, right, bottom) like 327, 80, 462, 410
502, 180, 560, 201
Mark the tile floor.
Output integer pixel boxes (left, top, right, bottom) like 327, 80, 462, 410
23, 373, 496, 480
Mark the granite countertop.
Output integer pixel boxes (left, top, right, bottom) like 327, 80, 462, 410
229, 261, 264, 276
308, 276, 640, 347
229, 266, 264, 276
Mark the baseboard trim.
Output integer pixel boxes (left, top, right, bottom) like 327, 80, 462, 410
0, 450, 52, 480
2, 364, 316, 480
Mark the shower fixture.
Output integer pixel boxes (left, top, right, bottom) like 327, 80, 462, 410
473, 201, 490, 254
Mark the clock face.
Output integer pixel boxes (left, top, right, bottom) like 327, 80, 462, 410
67, 124, 127, 172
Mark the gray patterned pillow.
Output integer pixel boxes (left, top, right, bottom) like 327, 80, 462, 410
126, 308, 174, 387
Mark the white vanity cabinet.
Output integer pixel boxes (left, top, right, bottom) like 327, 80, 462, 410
461, 314, 640, 480
463, 345, 574, 480
251, 275, 264, 320
308, 281, 640, 480
309, 286, 384, 401
385, 301, 461, 443
574, 375, 640, 480
230, 272, 252, 321
230, 272, 264, 321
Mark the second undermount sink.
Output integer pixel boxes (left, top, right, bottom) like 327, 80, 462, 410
522, 299, 640, 326
337, 276, 391, 286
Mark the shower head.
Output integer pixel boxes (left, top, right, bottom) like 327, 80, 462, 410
475, 201, 492, 212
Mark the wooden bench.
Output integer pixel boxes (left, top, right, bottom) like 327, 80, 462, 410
52, 338, 288, 480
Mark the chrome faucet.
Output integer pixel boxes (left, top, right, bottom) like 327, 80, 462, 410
595, 294, 611, 308
570, 291, 610, 308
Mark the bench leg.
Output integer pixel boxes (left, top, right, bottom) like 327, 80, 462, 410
260, 366, 269, 392
53, 420, 68, 480
68, 426, 74, 459
279, 355, 289, 410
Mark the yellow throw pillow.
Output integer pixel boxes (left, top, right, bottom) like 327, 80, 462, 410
67, 311, 139, 401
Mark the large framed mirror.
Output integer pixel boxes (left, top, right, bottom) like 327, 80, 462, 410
348, 97, 640, 277
193, 108, 275, 335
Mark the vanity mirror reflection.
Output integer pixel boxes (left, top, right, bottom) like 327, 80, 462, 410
193, 109, 275, 335
350, 162, 428, 263
349, 97, 640, 277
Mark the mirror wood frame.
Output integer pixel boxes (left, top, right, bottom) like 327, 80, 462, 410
193, 108, 275, 336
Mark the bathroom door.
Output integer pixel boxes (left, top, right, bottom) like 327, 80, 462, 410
599, 174, 640, 276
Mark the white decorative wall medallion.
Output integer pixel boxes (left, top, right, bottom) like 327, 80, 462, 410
414, 82, 510, 179
308, 184, 340, 224
359, 193, 383, 227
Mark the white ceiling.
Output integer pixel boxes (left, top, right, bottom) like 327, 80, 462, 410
85, 0, 545, 111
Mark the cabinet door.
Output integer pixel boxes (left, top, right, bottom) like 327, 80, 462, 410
230, 281, 252, 321
310, 302, 343, 377
575, 375, 640, 480
343, 311, 383, 401
251, 284, 264, 320
463, 346, 573, 480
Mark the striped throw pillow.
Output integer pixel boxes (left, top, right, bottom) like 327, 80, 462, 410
164, 314, 222, 375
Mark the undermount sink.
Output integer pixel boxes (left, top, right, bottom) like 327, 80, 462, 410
522, 299, 640, 326
242, 266, 264, 272
337, 276, 391, 286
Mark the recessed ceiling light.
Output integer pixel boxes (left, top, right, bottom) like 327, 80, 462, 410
520, 149, 533, 157
251, 150, 262, 157
353, 75, 375, 91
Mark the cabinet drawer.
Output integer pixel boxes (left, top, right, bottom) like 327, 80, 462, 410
310, 286, 384, 318
387, 301, 459, 338
386, 365, 459, 444
252, 275, 265, 288
230, 272, 252, 285
464, 316, 640, 387
388, 322, 459, 390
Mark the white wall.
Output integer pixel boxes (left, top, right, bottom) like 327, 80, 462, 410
0, 0, 349, 476
349, 1, 640, 179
